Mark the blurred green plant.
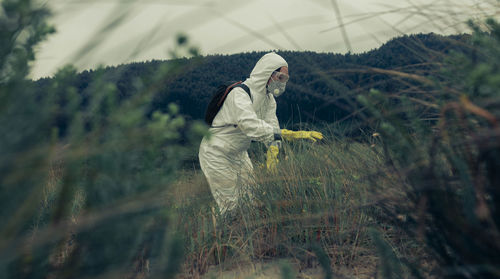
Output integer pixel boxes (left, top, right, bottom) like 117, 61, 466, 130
358, 18, 500, 278
0, 1, 205, 278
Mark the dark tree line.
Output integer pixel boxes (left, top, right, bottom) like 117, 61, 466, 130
34, 33, 472, 133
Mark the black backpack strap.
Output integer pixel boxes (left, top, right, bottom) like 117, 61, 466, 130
207, 83, 252, 128
232, 83, 252, 103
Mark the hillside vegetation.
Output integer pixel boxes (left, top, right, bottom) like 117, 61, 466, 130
34, 33, 470, 130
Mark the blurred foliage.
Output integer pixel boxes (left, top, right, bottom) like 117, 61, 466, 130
358, 19, 500, 278
3, 0, 499, 278
0, 1, 205, 278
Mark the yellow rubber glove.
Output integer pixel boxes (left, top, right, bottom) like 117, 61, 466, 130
266, 145, 279, 172
281, 129, 324, 142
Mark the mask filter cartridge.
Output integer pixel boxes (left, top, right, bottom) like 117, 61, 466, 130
267, 80, 286, 97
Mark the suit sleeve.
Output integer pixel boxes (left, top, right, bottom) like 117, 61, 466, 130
263, 95, 280, 131
227, 88, 280, 143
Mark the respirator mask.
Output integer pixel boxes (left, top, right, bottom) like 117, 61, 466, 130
267, 71, 289, 97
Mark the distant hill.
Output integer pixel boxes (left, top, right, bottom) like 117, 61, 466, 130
34, 33, 471, 130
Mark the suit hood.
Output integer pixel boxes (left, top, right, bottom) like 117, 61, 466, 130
245, 52, 288, 96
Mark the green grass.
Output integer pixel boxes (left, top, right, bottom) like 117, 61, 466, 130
168, 132, 424, 278
3, 1, 498, 276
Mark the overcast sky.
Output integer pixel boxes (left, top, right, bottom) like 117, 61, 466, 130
31, 0, 499, 79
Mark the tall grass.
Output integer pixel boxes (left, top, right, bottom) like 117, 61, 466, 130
169, 16, 500, 279
2, 0, 499, 278
355, 19, 500, 278
170, 130, 426, 278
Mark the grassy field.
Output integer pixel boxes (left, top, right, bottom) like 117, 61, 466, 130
29, 129, 428, 279
2, 1, 499, 277
167, 134, 429, 278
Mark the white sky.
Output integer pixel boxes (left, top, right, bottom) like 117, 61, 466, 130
30, 0, 499, 79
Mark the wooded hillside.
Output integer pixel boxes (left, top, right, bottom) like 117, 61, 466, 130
34, 33, 471, 132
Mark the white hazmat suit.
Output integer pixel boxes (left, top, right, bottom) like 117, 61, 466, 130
199, 52, 287, 214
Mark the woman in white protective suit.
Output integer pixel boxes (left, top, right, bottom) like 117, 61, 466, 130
198, 52, 323, 215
